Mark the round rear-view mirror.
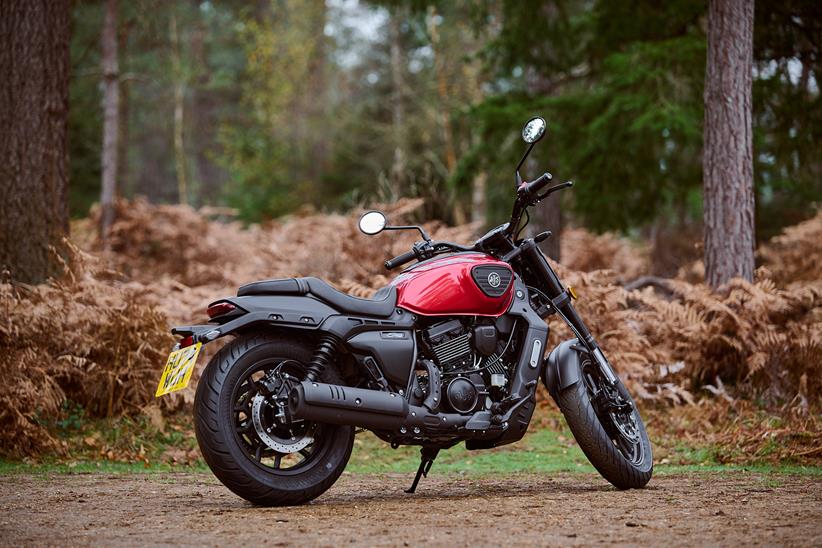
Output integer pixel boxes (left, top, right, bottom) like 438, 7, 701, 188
358, 210, 387, 235
522, 116, 547, 144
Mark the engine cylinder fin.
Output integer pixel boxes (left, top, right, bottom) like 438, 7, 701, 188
483, 353, 506, 375
430, 333, 473, 371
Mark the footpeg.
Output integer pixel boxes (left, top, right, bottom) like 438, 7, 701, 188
405, 447, 439, 494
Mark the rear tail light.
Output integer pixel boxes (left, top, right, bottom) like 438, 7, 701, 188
207, 302, 236, 319
179, 335, 195, 348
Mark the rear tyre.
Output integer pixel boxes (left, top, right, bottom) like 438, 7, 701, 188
194, 333, 354, 506
557, 356, 652, 489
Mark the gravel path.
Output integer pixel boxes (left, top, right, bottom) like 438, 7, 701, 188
2, 471, 820, 546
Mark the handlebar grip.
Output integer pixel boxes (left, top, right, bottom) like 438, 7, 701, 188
523, 172, 553, 196
384, 249, 418, 270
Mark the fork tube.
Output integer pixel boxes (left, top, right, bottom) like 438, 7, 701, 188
522, 244, 619, 383
521, 244, 595, 347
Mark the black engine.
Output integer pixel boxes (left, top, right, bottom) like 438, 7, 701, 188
417, 317, 517, 414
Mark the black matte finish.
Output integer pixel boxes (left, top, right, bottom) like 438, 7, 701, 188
238, 276, 398, 317
294, 380, 407, 415
289, 381, 475, 433
347, 331, 416, 387
473, 325, 498, 355
542, 338, 584, 400
467, 278, 548, 449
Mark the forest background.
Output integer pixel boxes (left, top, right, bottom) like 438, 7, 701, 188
0, 0, 820, 467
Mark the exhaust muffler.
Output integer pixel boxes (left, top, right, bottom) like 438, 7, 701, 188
289, 381, 410, 431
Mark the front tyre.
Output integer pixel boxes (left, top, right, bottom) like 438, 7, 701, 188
194, 333, 354, 506
557, 356, 652, 489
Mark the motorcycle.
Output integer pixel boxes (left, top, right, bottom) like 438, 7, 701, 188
156, 116, 652, 506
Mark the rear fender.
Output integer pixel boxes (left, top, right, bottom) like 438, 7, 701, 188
171, 294, 338, 345
542, 338, 586, 401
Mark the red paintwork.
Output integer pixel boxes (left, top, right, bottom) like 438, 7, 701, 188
389, 252, 514, 317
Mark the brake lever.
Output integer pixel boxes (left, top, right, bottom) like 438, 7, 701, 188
535, 180, 574, 202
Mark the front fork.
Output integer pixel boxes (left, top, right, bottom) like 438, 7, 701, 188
520, 242, 620, 387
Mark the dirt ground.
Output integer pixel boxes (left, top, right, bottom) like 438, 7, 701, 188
1, 471, 820, 546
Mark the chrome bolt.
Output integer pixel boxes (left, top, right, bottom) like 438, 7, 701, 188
400, 426, 407, 434
413, 427, 421, 434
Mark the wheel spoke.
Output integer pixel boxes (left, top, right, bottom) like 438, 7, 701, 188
229, 358, 325, 473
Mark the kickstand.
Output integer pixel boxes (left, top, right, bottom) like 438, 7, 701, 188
405, 447, 439, 494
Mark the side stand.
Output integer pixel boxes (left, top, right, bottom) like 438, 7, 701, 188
405, 447, 439, 494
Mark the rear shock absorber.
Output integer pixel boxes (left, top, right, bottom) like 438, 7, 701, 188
304, 333, 341, 381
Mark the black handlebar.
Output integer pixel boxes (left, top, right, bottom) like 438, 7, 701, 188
384, 249, 418, 270
521, 172, 553, 197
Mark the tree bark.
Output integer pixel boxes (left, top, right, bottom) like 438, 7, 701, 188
525, 156, 562, 262
526, 69, 561, 261
170, 12, 188, 205
388, 8, 406, 199
703, 0, 755, 288
0, 0, 71, 284
100, 0, 119, 240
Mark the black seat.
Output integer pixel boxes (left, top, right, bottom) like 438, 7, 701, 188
237, 277, 398, 317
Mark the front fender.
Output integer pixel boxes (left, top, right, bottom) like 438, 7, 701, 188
542, 338, 586, 402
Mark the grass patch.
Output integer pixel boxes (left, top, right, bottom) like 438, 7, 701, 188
347, 428, 593, 475
2, 409, 819, 478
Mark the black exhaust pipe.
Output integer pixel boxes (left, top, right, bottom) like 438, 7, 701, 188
288, 381, 472, 432
289, 381, 410, 431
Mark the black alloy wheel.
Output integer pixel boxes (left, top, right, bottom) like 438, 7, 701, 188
231, 358, 324, 473
195, 333, 354, 506
556, 355, 653, 489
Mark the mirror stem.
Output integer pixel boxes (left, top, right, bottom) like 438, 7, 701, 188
385, 225, 432, 242
515, 142, 536, 174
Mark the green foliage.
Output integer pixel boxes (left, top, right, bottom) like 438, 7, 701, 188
217, 0, 330, 220
468, 0, 820, 236
66, 0, 820, 233
68, 2, 103, 218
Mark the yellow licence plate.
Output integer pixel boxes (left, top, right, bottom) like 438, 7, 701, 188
155, 343, 202, 397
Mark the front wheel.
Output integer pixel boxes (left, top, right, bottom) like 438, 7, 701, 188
194, 333, 354, 506
557, 356, 652, 489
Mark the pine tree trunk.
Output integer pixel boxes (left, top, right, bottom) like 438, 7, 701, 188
525, 156, 562, 262
703, 0, 755, 288
388, 9, 406, 199
100, 0, 119, 240
526, 70, 562, 262
170, 12, 188, 205
0, 0, 71, 284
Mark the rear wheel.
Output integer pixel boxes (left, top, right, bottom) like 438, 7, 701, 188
557, 356, 652, 489
194, 333, 354, 506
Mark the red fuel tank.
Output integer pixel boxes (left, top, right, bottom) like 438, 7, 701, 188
389, 252, 515, 317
